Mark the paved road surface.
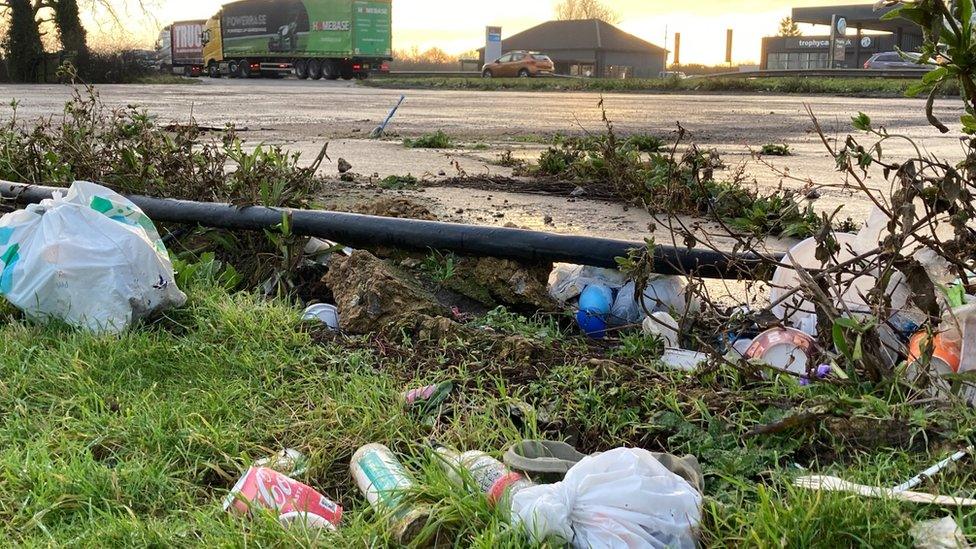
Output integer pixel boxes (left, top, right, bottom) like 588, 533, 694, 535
0, 79, 965, 246
0, 79, 964, 143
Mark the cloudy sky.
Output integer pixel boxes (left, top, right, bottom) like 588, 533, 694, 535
104, 0, 875, 64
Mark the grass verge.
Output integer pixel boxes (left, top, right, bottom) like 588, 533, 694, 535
1, 273, 974, 545
132, 75, 204, 85
361, 76, 961, 97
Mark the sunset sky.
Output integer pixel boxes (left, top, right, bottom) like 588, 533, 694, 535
94, 0, 876, 65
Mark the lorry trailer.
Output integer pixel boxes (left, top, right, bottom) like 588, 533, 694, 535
155, 20, 207, 76
201, 0, 393, 79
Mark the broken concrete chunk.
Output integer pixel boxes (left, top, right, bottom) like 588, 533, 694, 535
443, 257, 557, 312
323, 251, 446, 334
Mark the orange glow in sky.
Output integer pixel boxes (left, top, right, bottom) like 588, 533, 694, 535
105, 0, 876, 65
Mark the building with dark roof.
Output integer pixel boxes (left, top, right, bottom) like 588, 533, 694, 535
761, 4, 924, 70
478, 19, 667, 78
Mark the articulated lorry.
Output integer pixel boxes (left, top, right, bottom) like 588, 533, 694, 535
201, 0, 392, 79
155, 20, 207, 76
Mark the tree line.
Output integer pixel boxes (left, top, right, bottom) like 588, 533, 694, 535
1, 0, 90, 81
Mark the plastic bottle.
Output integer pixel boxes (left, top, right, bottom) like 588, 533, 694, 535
577, 284, 613, 339
434, 446, 535, 507
578, 284, 613, 315
350, 444, 431, 546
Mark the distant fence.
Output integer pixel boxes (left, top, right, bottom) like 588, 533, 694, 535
700, 68, 929, 80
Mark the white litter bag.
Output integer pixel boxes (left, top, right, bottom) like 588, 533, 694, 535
512, 448, 702, 549
0, 181, 186, 333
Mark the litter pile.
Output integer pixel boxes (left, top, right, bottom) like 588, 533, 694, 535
1, 179, 975, 546
224, 435, 704, 547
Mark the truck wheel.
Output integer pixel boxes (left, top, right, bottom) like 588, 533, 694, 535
323, 61, 340, 80
308, 59, 323, 80
208, 63, 220, 78
355, 72, 368, 80
228, 60, 239, 78
294, 59, 309, 79
239, 60, 251, 78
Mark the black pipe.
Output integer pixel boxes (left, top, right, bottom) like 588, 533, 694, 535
0, 181, 776, 279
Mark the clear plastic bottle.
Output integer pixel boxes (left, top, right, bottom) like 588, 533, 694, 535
434, 446, 534, 507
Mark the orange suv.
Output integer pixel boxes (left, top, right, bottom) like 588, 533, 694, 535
482, 51, 554, 78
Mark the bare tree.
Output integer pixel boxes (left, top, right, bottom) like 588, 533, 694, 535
554, 0, 620, 24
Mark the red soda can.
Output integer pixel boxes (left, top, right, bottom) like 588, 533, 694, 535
224, 467, 342, 530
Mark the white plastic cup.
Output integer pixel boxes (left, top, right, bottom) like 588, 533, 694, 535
302, 304, 340, 331
642, 312, 679, 348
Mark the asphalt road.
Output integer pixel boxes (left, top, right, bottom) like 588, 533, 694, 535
0, 78, 966, 247
0, 78, 964, 144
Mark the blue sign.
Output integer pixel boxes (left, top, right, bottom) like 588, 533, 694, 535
489, 33, 501, 43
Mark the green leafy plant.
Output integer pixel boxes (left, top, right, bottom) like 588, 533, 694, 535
421, 250, 457, 282
610, 332, 665, 361
494, 149, 525, 169
625, 133, 666, 153
172, 252, 241, 291
261, 212, 304, 298
404, 131, 453, 149
725, 192, 822, 238
881, 0, 976, 133
535, 145, 581, 175
379, 174, 419, 189
474, 306, 565, 342
760, 143, 792, 156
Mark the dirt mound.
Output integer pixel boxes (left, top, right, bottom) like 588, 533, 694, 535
353, 197, 437, 220
323, 251, 446, 334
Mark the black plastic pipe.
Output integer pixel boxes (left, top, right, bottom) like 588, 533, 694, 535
0, 181, 776, 279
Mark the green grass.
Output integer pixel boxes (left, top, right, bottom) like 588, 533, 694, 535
133, 75, 204, 85
2, 276, 975, 545
379, 174, 420, 190
404, 131, 453, 149
362, 76, 962, 97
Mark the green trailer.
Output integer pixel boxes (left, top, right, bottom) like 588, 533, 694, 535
202, 0, 392, 79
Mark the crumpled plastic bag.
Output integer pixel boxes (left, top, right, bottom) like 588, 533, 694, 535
0, 181, 186, 333
910, 516, 972, 549
548, 263, 629, 304
609, 277, 692, 326
512, 448, 702, 549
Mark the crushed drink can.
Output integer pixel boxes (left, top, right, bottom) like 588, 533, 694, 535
403, 381, 453, 411
224, 467, 342, 531
351, 443, 431, 546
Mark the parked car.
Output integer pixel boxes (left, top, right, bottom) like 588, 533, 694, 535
658, 71, 688, 79
482, 51, 554, 78
864, 51, 928, 70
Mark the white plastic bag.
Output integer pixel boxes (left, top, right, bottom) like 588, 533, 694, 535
0, 181, 186, 333
548, 263, 629, 304
512, 448, 702, 549
610, 277, 693, 326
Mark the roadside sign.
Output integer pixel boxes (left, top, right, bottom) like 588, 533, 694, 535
829, 14, 847, 67
486, 26, 502, 63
